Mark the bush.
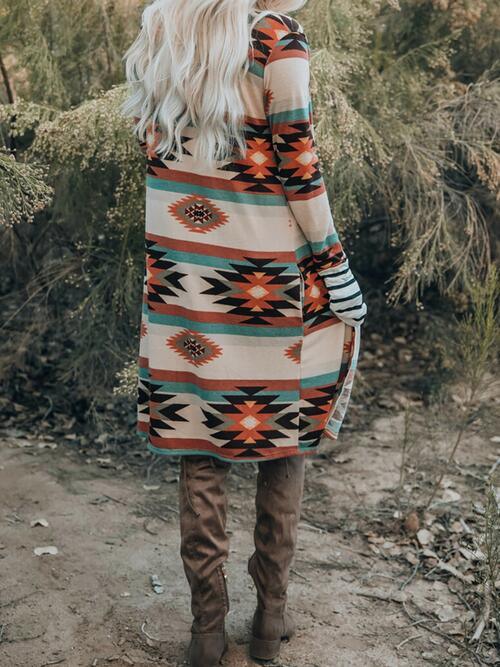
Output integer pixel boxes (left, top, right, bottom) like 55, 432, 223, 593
0, 0, 498, 414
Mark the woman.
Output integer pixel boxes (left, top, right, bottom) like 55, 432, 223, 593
123, 1, 366, 664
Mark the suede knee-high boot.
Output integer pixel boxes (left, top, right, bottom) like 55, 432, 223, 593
247, 455, 306, 661
179, 455, 231, 667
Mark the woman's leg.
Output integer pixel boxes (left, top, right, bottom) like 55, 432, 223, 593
247, 454, 306, 661
179, 455, 231, 667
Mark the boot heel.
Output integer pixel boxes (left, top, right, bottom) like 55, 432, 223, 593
249, 634, 281, 661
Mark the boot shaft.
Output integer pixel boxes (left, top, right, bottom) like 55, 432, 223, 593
179, 455, 231, 633
248, 455, 306, 614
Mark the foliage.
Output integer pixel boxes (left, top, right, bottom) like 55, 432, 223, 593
0, 150, 52, 226
0, 0, 140, 107
304, 0, 499, 302
481, 483, 500, 641
0, 0, 498, 411
424, 265, 498, 509
0, 88, 144, 401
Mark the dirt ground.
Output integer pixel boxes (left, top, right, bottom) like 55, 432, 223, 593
1, 395, 498, 667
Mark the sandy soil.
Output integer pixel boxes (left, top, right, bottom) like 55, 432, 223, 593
0, 408, 498, 667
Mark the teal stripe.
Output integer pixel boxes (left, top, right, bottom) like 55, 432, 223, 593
148, 242, 298, 272
301, 369, 340, 388
309, 231, 340, 252
276, 34, 308, 49
299, 440, 320, 451
141, 361, 341, 390
324, 418, 341, 436
139, 370, 299, 399
143, 304, 302, 337
295, 234, 341, 262
147, 175, 286, 207
268, 106, 310, 125
296, 242, 312, 261
145, 440, 313, 463
248, 60, 264, 78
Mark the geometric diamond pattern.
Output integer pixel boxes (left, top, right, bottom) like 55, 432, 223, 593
136, 12, 358, 460
299, 255, 336, 333
201, 257, 300, 325
220, 123, 280, 193
298, 382, 338, 449
273, 121, 324, 198
138, 378, 189, 435
284, 340, 302, 364
224, 135, 276, 185
201, 386, 298, 457
251, 13, 307, 67
168, 194, 229, 234
146, 239, 187, 305
166, 329, 223, 367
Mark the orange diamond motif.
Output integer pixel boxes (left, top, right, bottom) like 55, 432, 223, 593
245, 137, 275, 180
168, 195, 229, 234
305, 272, 329, 313
167, 329, 223, 367
284, 341, 302, 364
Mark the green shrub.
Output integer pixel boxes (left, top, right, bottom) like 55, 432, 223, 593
0, 0, 498, 412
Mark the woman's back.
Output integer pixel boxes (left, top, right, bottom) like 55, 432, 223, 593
124, 4, 366, 664
144, 13, 310, 233
134, 10, 363, 462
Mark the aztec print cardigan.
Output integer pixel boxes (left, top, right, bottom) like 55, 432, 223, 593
135, 12, 366, 461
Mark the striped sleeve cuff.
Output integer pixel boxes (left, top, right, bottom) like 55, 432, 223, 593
321, 259, 367, 327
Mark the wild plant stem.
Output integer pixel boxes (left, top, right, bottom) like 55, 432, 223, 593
0, 54, 15, 104
424, 383, 481, 511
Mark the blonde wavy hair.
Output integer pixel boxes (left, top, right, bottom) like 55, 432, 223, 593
122, 0, 307, 163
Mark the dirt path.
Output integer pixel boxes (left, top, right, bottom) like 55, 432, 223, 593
0, 409, 497, 667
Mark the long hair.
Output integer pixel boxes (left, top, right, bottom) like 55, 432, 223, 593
122, 0, 307, 163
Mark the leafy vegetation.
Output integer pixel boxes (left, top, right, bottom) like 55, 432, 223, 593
0, 0, 498, 414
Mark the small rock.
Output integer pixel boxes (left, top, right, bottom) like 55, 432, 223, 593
30, 518, 49, 528
15, 439, 34, 448
96, 457, 112, 467
404, 512, 420, 534
441, 489, 461, 503
377, 397, 398, 409
432, 581, 447, 591
405, 551, 418, 565
381, 541, 395, 549
150, 574, 164, 595
436, 604, 459, 622
37, 441, 57, 450
163, 474, 178, 483
417, 529, 433, 546
34, 546, 58, 556
459, 546, 485, 562
388, 545, 402, 557
397, 349, 413, 363
423, 512, 436, 526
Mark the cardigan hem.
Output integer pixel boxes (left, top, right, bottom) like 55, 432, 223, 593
141, 435, 318, 463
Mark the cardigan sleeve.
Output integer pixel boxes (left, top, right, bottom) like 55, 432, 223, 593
263, 22, 367, 327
